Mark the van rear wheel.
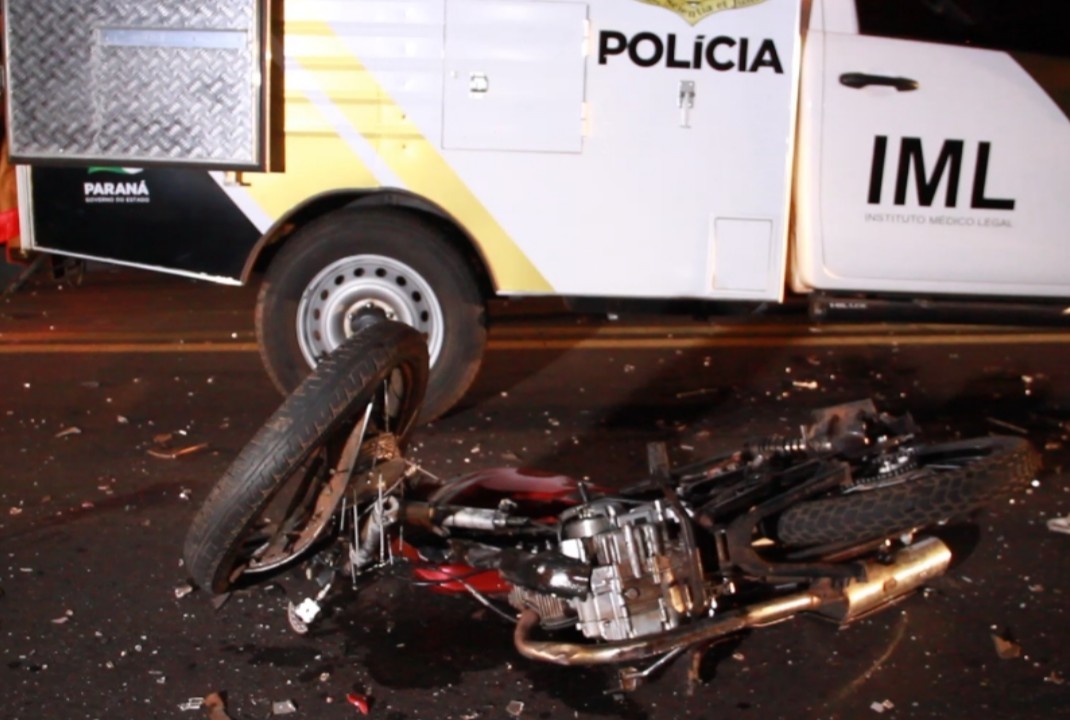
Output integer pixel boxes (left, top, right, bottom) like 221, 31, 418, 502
255, 208, 486, 422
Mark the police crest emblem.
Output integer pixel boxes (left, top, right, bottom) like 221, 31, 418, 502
637, 0, 770, 26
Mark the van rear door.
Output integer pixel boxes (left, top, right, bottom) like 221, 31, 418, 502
796, 0, 1070, 298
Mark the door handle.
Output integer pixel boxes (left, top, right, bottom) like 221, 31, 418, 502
840, 73, 919, 92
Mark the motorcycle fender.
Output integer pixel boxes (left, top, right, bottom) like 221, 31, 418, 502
412, 468, 586, 595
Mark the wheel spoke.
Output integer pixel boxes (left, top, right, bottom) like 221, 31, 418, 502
184, 321, 428, 592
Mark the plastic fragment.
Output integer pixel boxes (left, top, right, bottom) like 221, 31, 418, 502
791, 380, 819, 390
174, 583, 195, 599
272, 699, 298, 715
506, 700, 525, 717
992, 633, 1022, 659
148, 443, 209, 460
203, 693, 234, 720
346, 693, 371, 715
1047, 516, 1070, 535
54, 426, 82, 438
287, 598, 321, 634
178, 697, 204, 712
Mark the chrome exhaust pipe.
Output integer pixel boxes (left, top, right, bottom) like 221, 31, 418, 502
514, 537, 951, 666
813, 536, 951, 623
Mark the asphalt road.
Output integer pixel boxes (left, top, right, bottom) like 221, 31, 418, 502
1, 268, 1068, 719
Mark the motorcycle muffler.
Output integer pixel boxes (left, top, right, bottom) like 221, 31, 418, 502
514, 537, 951, 666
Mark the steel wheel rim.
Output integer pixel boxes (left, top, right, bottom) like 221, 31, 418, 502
239, 367, 411, 576
296, 255, 444, 368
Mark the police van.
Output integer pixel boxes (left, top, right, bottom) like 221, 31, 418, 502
4, 0, 1068, 418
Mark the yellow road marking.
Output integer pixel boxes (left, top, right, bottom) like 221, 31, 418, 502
0, 343, 260, 354
488, 332, 1070, 350
2, 329, 1069, 354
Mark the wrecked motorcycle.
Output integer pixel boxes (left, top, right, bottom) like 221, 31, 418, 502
183, 321, 1038, 686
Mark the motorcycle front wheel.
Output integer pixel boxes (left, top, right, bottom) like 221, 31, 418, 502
183, 321, 428, 593
776, 436, 1039, 547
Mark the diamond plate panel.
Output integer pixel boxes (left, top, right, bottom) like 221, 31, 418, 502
6, 0, 267, 169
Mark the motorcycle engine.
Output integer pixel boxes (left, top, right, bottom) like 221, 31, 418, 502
509, 499, 709, 642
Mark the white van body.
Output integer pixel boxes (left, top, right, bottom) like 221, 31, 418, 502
6, 0, 1069, 416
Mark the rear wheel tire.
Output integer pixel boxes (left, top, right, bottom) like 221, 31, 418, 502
776, 436, 1039, 547
256, 208, 485, 422
183, 321, 428, 593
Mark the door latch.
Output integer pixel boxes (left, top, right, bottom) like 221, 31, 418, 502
469, 72, 490, 97
678, 80, 695, 128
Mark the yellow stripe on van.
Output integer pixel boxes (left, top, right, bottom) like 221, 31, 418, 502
288, 21, 553, 293
243, 132, 379, 220
239, 22, 380, 219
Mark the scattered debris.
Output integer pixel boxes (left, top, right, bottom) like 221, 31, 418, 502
675, 388, 716, 399
174, 583, 195, 599
1047, 516, 1070, 535
9, 506, 23, 516
992, 633, 1022, 659
178, 697, 204, 712
986, 417, 1028, 435
1044, 671, 1066, 685
148, 443, 209, 460
272, 700, 298, 715
346, 693, 371, 715
54, 426, 82, 439
506, 700, 525, 717
869, 699, 895, 714
203, 693, 233, 720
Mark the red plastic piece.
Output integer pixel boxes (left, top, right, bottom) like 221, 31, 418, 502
346, 693, 370, 715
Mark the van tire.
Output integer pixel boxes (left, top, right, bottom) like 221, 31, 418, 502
255, 208, 485, 422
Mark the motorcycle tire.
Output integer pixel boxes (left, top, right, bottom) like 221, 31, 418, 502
183, 321, 428, 593
776, 436, 1039, 547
